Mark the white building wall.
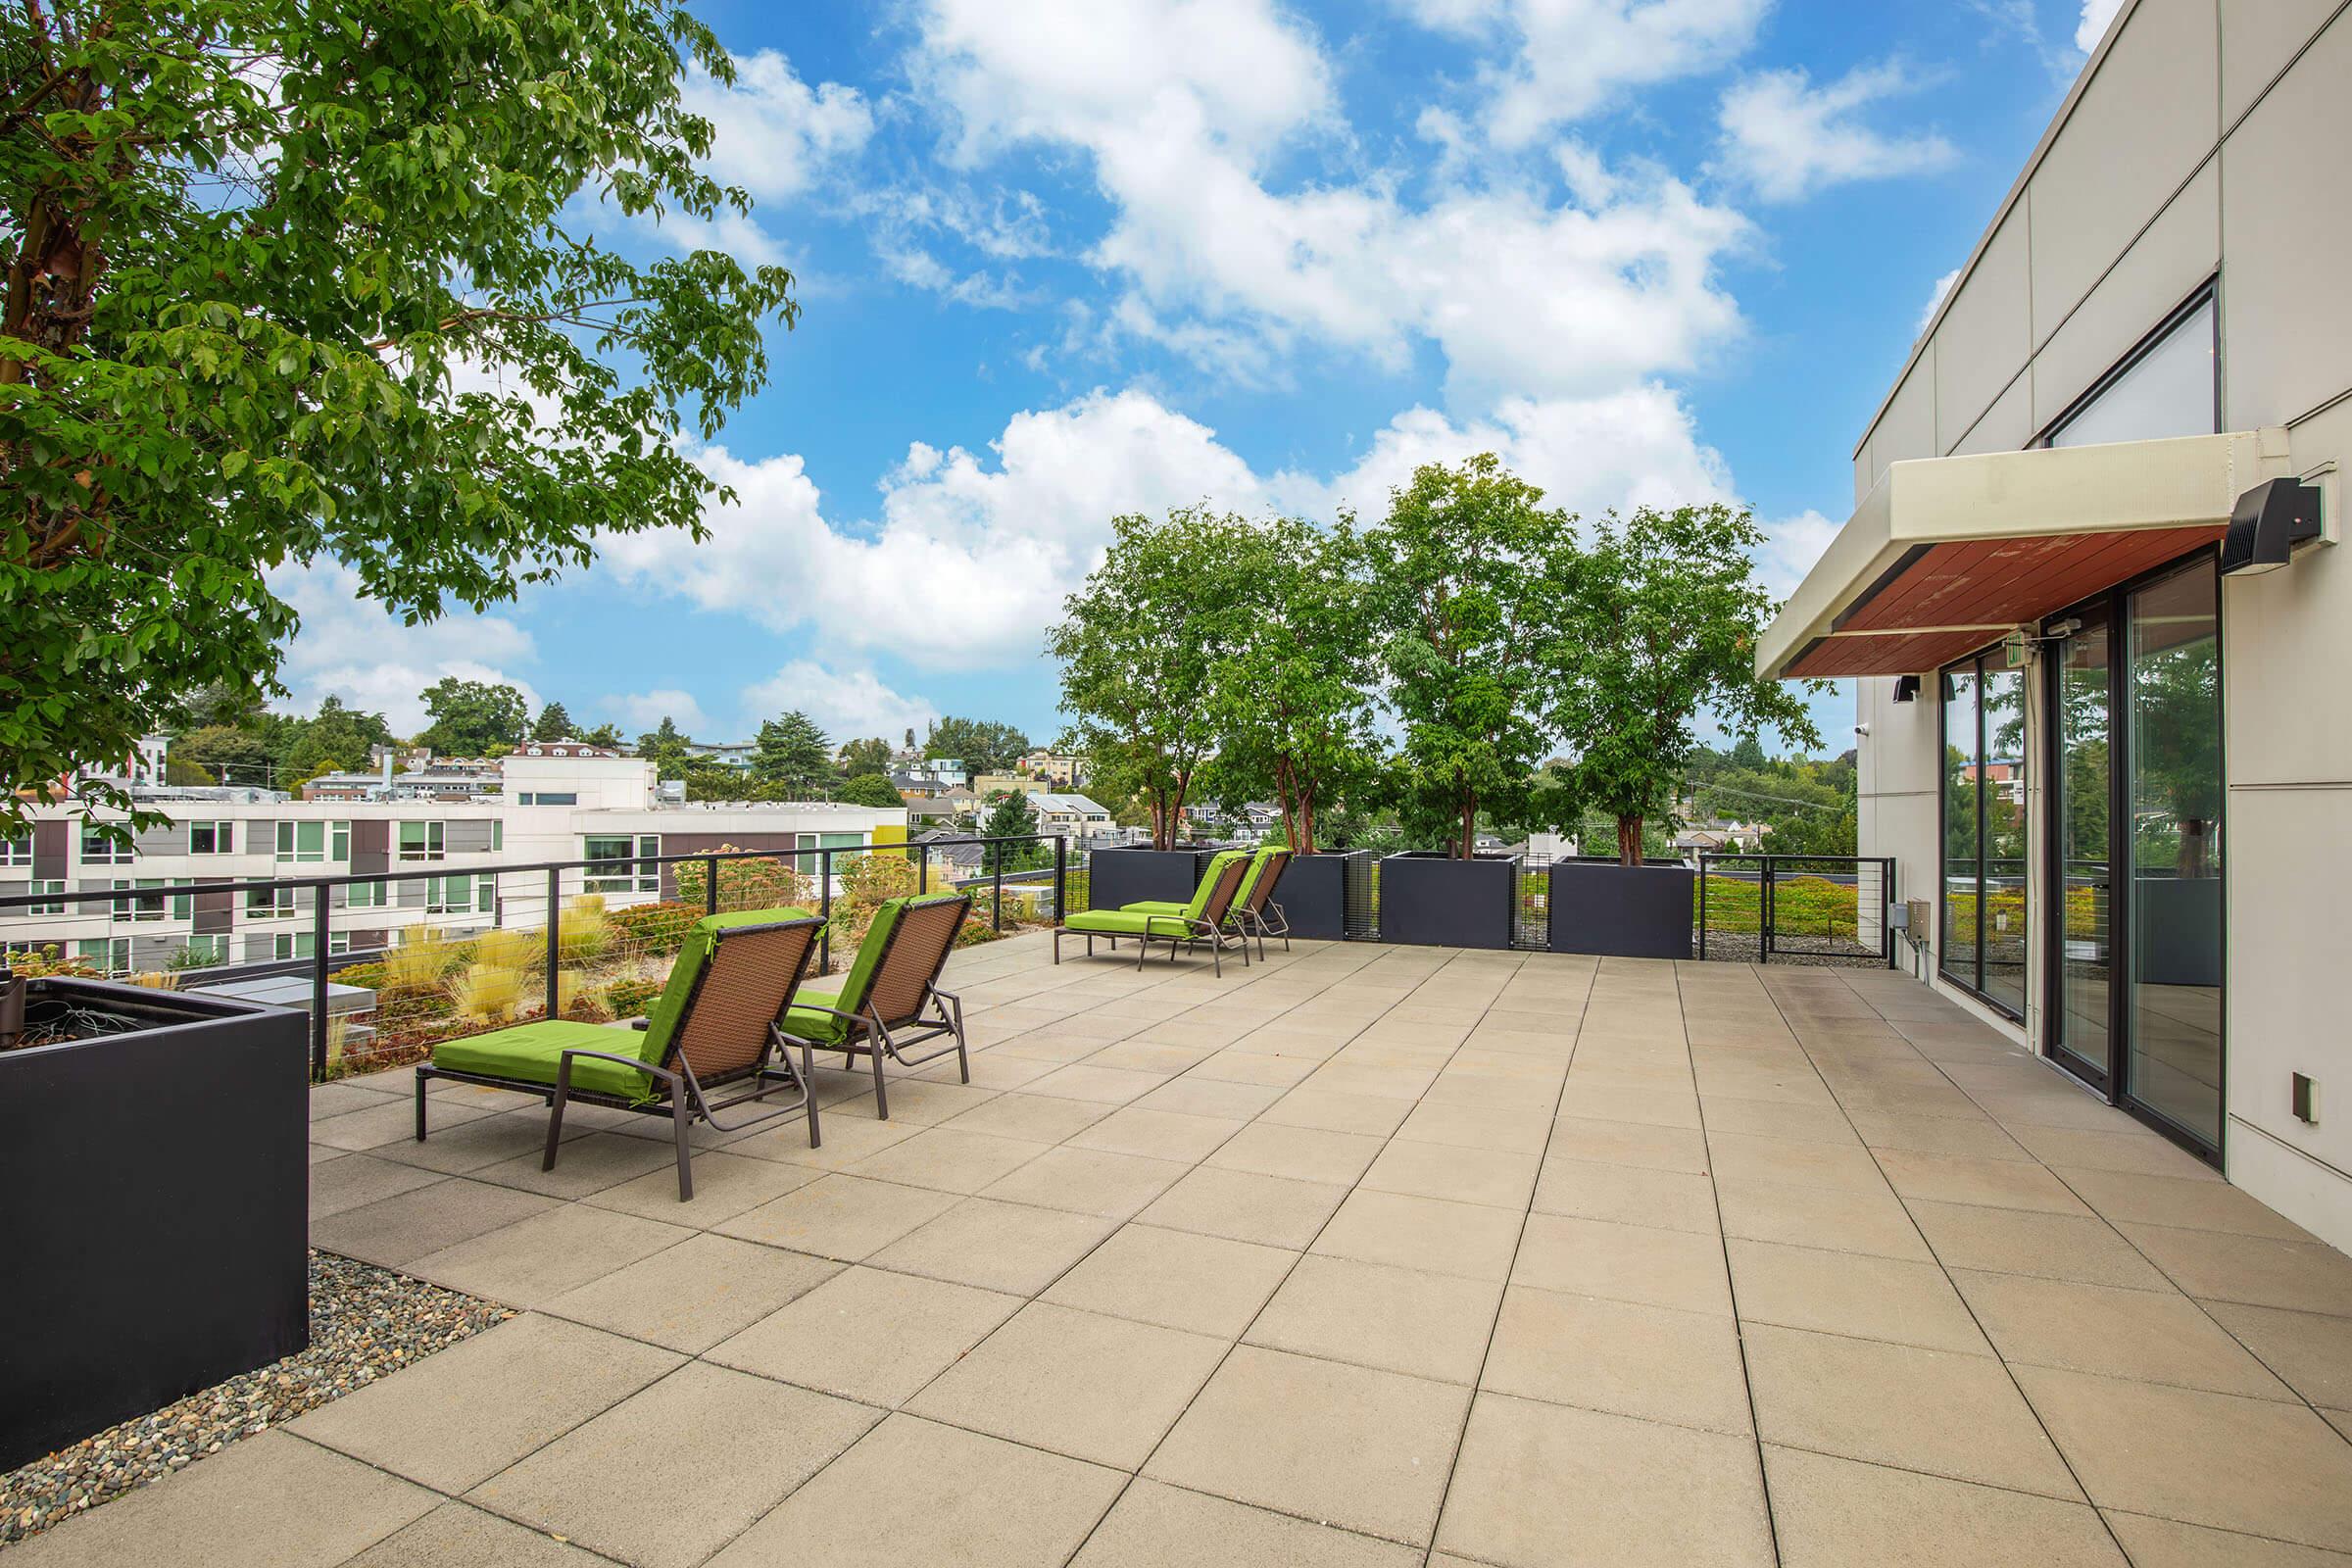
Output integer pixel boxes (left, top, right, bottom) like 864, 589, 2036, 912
1843, 0, 2352, 1246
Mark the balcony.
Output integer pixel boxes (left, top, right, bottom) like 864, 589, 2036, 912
11, 922, 2352, 1565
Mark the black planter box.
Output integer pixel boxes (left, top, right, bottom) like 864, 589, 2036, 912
1, 979, 310, 1470
1549, 860, 1695, 958
1275, 850, 1368, 940
1379, 852, 1522, 949
1085, 846, 1215, 910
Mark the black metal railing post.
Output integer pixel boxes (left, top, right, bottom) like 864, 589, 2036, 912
310, 888, 330, 1080
1053, 835, 1066, 920
703, 855, 718, 916
1759, 857, 1774, 965
818, 849, 833, 972
544, 867, 562, 1022
992, 858, 1004, 932
1696, 855, 1709, 961
917, 843, 929, 894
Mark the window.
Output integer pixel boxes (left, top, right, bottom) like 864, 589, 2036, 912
188, 821, 234, 855
179, 934, 228, 967
275, 820, 349, 863
345, 879, 387, 909
270, 932, 317, 961
112, 878, 179, 923
584, 834, 661, 894
2047, 291, 2219, 449
425, 874, 495, 915
492, 820, 503, 852
1940, 651, 2031, 1017
80, 826, 131, 865
75, 937, 131, 975
328, 931, 353, 956
534, 792, 577, 806
247, 885, 297, 921
25, 879, 65, 916
0, 833, 29, 866
398, 821, 446, 862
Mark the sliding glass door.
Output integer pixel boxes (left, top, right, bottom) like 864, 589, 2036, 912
2043, 555, 2225, 1159
1939, 653, 2029, 1016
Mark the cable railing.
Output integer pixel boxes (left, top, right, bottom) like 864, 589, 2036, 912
0, 834, 1070, 1081
1696, 854, 1899, 968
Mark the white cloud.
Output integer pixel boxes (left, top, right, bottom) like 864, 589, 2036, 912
270, 561, 540, 734
596, 389, 1268, 668
909, 2, 1750, 400
1918, 266, 1961, 334
739, 663, 941, 743
1399, 0, 1771, 146
2076, 0, 2125, 54
601, 690, 712, 739
683, 50, 874, 205
1271, 384, 1734, 524
1715, 63, 1957, 204
1754, 508, 1840, 599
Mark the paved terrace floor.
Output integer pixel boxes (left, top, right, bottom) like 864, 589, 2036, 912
22, 935, 2352, 1567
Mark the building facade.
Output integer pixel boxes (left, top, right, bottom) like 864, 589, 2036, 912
1759, 0, 2350, 1247
1, 753, 906, 976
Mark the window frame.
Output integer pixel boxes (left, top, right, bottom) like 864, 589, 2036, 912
2037, 279, 2221, 449
1937, 647, 2031, 1022
0, 833, 31, 867
397, 820, 447, 862
80, 826, 132, 865
583, 833, 661, 895
25, 878, 65, 915
188, 820, 234, 856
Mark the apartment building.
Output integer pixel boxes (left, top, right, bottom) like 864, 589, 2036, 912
1758, 0, 2349, 1245
1, 752, 906, 976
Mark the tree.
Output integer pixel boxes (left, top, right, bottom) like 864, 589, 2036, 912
174, 724, 272, 787
1201, 516, 1381, 855
1360, 455, 1575, 858
751, 710, 832, 796
636, 716, 692, 779
416, 678, 529, 757
1548, 504, 1826, 866
278, 696, 392, 780
979, 788, 1039, 873
578, 721, 624, 749
837, 772, 906, 809
530, 702, 576, 742
837, 736, 893, 778
1049, 508, 1251, 851
1, 3, 797, 841
1729, 735, 1769, 770
924, 717, 1030, 777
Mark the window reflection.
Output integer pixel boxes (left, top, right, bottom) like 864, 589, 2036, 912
1940, 654, 2028, 1013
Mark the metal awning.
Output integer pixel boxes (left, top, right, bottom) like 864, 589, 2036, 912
1757, 428, 2292, 680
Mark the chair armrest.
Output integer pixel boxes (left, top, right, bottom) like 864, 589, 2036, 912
626, 1017, 651, 1031
1144, 914, 1202, 939
557, 1047, 676, 1081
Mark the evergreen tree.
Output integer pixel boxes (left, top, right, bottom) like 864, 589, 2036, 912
979, 789, 1039, 873
636, 716, 693, 778
530, 702, 576, 742
752, 711, 832, 795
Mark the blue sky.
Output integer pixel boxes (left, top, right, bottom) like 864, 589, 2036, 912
275, 0, 2126, 754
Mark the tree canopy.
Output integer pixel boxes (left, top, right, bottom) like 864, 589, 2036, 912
1050, 507, 1249, 851
530, 702, 575, 742
751, 710, 831, 796
2, 0, 796, 836
924, 717, 1029, 777
416, 677, 528, 757
1547, 504, 1824, 865
1200, 515, 1382, 855
1361, 455, 1576, 858
836, 736, 893, 778
836, 771, 906, 809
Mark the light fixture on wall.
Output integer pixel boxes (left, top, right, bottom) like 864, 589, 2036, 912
2221, 478, 2324, 576
1891, 675, 1921, 704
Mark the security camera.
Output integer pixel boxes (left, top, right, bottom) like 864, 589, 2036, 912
1854, 723, 1872, 737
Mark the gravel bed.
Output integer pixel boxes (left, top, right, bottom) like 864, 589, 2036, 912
1691, 931, 1890, 968
2, 1250, 513, 1547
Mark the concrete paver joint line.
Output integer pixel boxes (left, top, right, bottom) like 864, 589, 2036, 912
24, 934, 2352, 1568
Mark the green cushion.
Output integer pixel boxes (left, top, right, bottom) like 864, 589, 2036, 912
433, 1020, 669, 1103
1122, 899, 1188, 917
1235, 846, 1285, 906
433, 905, 816, 1102
1185, 851, 1252, 919
781, 985, 852, 1047
1062, 908, 1192, 937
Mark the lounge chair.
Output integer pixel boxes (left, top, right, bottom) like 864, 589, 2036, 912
416, 908, 825, 1201
1122, 845, 1293, 960
775, 893, 972, 1121
1053, 849, 1253, 975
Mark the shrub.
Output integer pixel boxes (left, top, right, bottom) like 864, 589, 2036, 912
385, 929, 460, 992
609, 900, 699, 956
674, 847, 813, 913
557, 894, 608, 964
602, 976, 663, 1016
474, 926, 539, 974
450, 962, 521, 1024
1, 945, 99, 979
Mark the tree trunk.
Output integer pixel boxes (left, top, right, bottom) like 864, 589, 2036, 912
1457, 790, 1478, 860
1616, 814, 1642, 868
1298, 785, 1317, 856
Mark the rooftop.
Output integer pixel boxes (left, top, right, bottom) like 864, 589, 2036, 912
23, 931, 2352, 1565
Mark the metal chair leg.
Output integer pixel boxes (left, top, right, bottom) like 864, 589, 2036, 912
867, 1030, 890, 1119
414, 1068, 429, 1142
671, 1092, 695, 1200
803, 1040, 822, 1149
543, 1068, 570, 1172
